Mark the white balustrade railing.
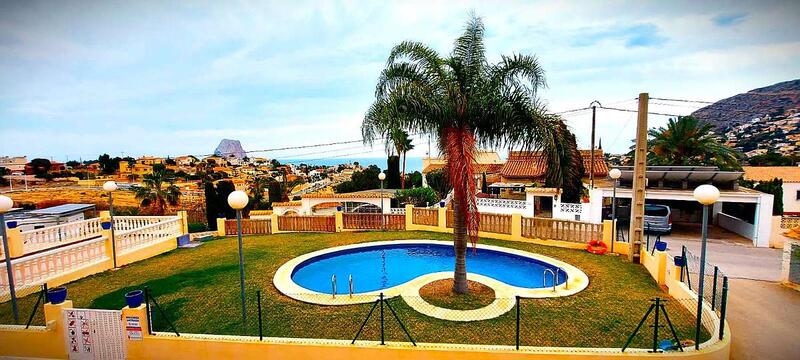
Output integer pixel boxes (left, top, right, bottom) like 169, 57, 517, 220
113, 216, 174, 232
390, 207, 406, 215
115, 217, 181, 255
476, 197, 527, 210
0, 237, 108, 298
559, 203, 583, 213
20, 218, 103, 255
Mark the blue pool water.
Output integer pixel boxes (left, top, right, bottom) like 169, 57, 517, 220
291, 243, 566, 293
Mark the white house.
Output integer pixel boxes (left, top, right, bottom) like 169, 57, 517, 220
743, 166, 800, 216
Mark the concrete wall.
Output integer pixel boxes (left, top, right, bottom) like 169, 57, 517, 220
717, 212, 755, 240
783, 182, 800, 215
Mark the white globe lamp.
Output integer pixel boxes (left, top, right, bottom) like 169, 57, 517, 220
378, 172, 386, 181
693, 184, 720, 205
609, 168, 622, 180
227, 190, 249, 210
0, 195, 13, 213
103, 181, 118, 192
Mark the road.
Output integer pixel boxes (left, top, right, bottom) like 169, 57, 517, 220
661, 228, 799, 359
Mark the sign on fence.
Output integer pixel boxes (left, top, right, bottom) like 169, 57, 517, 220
63, 309, 126, 360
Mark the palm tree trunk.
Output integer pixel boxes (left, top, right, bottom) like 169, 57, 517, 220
452, 199, 469, 294
401, 152, 407, 189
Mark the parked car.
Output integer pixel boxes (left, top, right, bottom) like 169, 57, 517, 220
644, 204, 672, 234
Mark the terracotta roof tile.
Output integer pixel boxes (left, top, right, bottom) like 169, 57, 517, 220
743, 166, 800, 183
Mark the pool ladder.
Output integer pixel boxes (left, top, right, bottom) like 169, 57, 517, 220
543, 268, 569, 292
331, 274, 355, 298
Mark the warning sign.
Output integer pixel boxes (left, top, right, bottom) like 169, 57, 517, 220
125, 316, 143, 341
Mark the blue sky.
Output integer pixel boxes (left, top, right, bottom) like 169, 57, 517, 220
1, 0, 799, 162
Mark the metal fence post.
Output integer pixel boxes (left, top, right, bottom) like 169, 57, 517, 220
144, 286, 153, 335
652, 298, 660, 353
515, 296, 520, 350
711, 266, 719, 310
380, 292, 385, 345
718, 276, 729, 340
257, 290, 263, 341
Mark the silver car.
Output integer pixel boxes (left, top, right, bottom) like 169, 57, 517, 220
644, 204, 672, 234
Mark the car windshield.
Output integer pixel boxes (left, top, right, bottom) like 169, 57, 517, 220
645, 206, 669, 216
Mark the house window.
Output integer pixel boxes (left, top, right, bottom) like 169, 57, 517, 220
796, 190, 800, 200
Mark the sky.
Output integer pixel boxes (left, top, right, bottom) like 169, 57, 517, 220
1, 0, 799, 163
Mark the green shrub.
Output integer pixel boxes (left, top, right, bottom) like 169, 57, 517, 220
188, 222, 209, 233
395, 187, 439, 207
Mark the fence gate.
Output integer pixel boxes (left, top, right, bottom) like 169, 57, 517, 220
63, 309, 127, 360
790, 243, 800, 284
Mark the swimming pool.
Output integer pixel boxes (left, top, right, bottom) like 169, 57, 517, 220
291, 243, 566, 293
274, 240, 589, 306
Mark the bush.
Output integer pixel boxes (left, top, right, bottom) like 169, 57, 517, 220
395, 187, 439, 207
188, 222, 209, 233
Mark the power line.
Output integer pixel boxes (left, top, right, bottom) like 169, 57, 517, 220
598, 106, 681, 117
648, 97, 714, 104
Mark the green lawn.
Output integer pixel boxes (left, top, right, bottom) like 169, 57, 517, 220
0, 231, 708, 348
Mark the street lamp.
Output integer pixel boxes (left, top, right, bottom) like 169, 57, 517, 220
103, 181, 119, 268
692, 184, 720, 349
378, 172, 386, 230
0, 195, 19, 323
609, 168, 622, 253
227, 190, 249, 328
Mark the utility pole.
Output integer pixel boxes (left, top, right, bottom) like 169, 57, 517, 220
629, 93, 649, 263
589, 101, 601, 188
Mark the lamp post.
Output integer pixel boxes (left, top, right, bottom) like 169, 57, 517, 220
0, 195, 19, 323
227, 190, 249, 328
609, 168, 621, 253
692, 184, 720, 350
378, 172, 386, 230
103, 181, 119, 268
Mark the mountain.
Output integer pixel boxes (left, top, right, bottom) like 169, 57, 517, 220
214, 139, 247, 159
691, 79, 800, 158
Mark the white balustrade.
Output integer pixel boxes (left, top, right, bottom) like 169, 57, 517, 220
113, 216, 173, 231
476, 197, 527, 210
390, 207, 406, 215
21, 218, 103, 255
115, 217, 181, 255
0, 237, 108, 298
559, 203, 583, 213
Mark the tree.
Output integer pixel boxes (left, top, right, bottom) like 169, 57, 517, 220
215, 180, 236, 219
627, 116, 742, 171
97, 154, 122, 175
134, 166, 181, 215
396, 187, 439, 207
748, 151, 798, 166
362, 14, 577, 293
405, 171, 423, 188
334, 165, 382, 193
249, 177, 270, 210
392, 129, 415, 189
740, 178, 783, 215
28, 158, 52, 178
204, 181, 219, 229
425, 170, 451, 199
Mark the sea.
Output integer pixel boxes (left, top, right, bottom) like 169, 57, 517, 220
277, 157, 424, 173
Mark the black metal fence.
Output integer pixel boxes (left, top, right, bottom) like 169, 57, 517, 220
140, 287, 719, 352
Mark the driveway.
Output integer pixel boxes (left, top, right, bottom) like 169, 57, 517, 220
656, 226, 798, 359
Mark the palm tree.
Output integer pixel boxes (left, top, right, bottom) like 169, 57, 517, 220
135, 166, 181, 215
362, 14, 578, 293
628, 116, 741, 170
388, 128, 415, 189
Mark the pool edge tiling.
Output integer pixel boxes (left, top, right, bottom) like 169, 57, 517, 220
273, 239, 589, 309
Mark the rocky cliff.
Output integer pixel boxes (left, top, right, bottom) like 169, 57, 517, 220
214, 139, 247, 159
